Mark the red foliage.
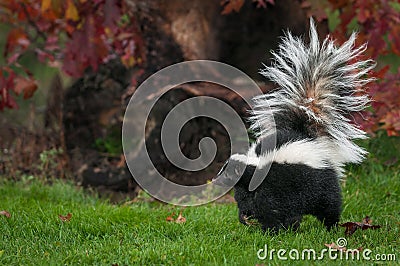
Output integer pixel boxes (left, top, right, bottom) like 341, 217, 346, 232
1, 0, 399, 136
224, 0, 400, 136
0, 0, 144, 109
305, 0, 400, 136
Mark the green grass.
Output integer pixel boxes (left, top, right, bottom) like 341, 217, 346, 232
1, 140, 399, 265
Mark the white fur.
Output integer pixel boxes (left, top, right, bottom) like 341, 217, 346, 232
231, 137, 351, 175
249, 18, 375, 165
231, 153, 260, 166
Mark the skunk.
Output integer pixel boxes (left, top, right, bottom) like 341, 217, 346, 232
213, 19, 375, 232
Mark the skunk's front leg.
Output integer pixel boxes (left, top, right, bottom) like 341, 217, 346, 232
234, 186, 255, 225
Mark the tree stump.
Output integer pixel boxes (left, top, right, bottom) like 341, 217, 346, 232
62, 0, 323, 194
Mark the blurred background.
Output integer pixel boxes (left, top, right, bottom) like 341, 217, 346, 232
0, 0, 399, 201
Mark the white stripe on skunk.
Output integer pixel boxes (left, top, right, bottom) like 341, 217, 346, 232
231, 137, 348, 174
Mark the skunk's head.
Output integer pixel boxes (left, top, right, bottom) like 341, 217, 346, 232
212, 154, 256, 187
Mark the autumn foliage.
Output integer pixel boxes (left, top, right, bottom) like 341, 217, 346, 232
320, 0, 400, 136
221, 0, 400, 136
1, 0, 400, 136
0, 0, 144, 109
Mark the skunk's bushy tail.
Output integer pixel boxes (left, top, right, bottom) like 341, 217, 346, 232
250, 19, 375, 164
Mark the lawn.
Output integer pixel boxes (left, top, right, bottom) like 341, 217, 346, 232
0, 138, 399, 265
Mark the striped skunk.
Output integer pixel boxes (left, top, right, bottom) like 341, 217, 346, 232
212, 19, 375, 232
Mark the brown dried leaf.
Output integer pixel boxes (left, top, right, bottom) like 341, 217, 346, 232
176, 212, 186, 224
340, 216, 381, 236
242, 214, 260, 226
324, 242, 363, 255
166, 211, 186, 223
324, 242, 347, 252
362, 216, 372, 225
0, 210, 11, 218
340, 222, 360, 236
59, 213, 72, 222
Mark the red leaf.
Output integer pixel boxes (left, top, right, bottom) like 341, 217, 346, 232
371, 65, 390, 80
0, 69, 18, 111
63, 14, 110, 77
0, 210, 11, 218
4, 28, 30, 58
337, 7, 356, 34
367, 24, 388, 57
59, 213, 72, 222
300, 0, 329, 21
356, 1, 371, 23
14, 77, 38, 99
327, 0, 347, 9
166, 212, 175, 222
221, 0, 245, 15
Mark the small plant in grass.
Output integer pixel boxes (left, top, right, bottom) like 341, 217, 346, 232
94, 127, 122, 157
37, 147, 64, 179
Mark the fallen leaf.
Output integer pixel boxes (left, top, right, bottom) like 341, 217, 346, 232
166, 212, 175, 222
362, 216, 372, 225
58, 213, 72, 222
324, 242, 363, 255
340, 222, 359, 236
340, 216, 381, 236
166, 211, 186, 223
240, 214, 260, 226
324, 242, 347, 252
0, 210, 11, 218
176, 212, 186, 224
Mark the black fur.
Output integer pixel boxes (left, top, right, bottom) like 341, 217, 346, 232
216, 157, 341, 232
213, 19, 373, 233
254, 128, 310, 157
